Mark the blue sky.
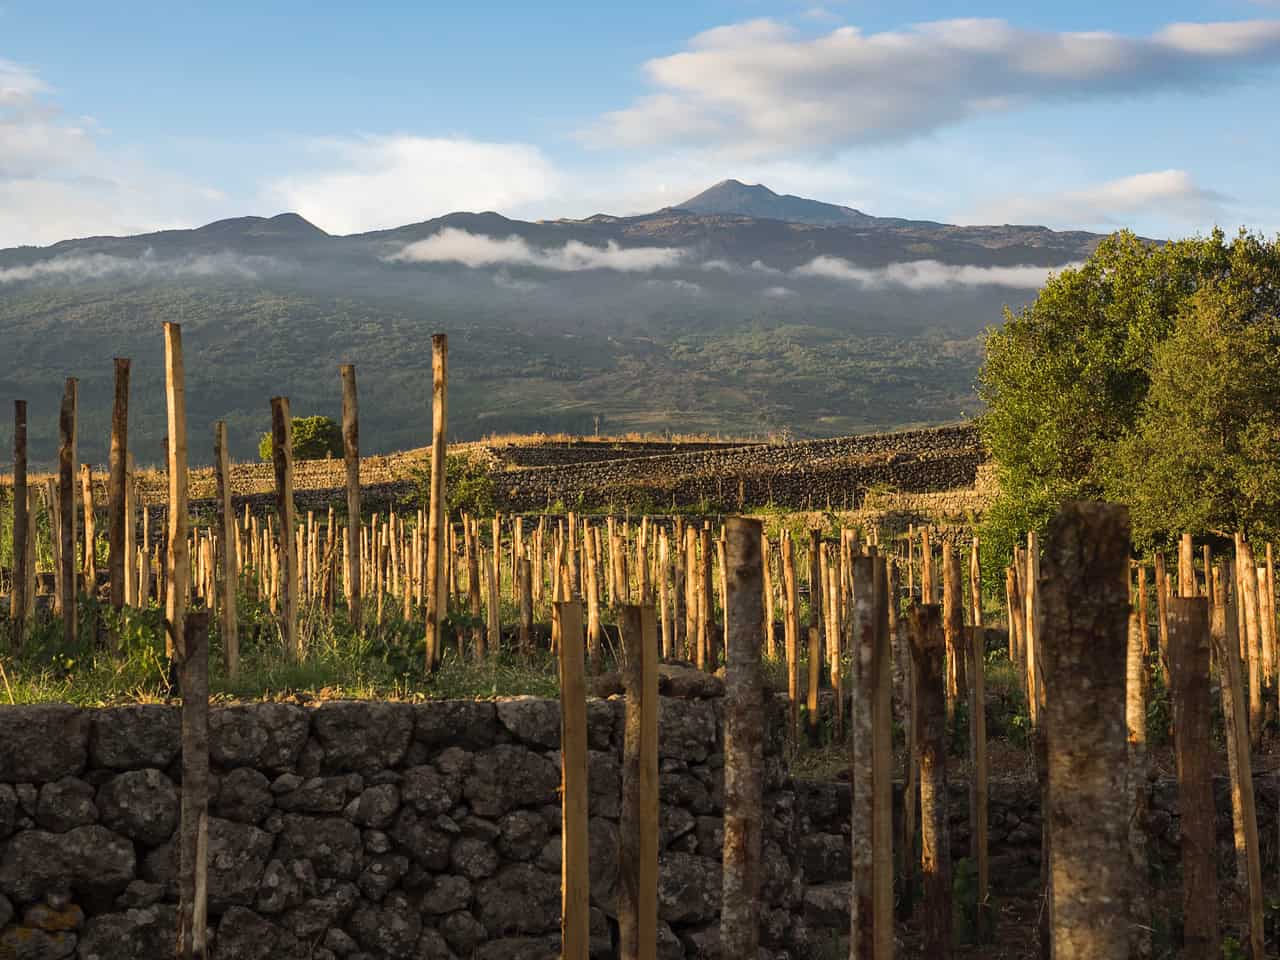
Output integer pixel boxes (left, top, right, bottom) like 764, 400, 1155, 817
3, 0, 1280, 245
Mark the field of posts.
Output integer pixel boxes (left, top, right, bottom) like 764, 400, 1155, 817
0, 324, 1275, 960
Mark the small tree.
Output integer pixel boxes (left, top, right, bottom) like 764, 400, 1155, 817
259, 415, 342, 461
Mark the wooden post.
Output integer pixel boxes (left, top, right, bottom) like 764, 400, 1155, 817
808, 527, 823, 664
783, 532, 800, 744
107, 358, 130, 618
519, 558, 533, 655
941, 544, 964, 724
1212, 562, 1265, 958
424, 335, 448, 670
1237, 538, 1263, 749
700, 524, 713, 671
81, 470, 96, 591
270, 397, 299, 659
721, 517, 764, 959
968, 618, 990, 940
908, 604, 951, 958
339, 364, 362, 630
1167, 597, 1219, 958
176, 610, 210, 960
1178, 533, 1195, 599
1040, 502, 1130, 959
163, 325, 189, 660
557, 600, 590, 960
1154, 552, 1171, 676
806, 625, 821, 745
11, 400, 27, 637
762, 533, 775, 658
1024, 531, 1040, 728
619, 604, 659, 960
920, 527, 933, 603
214, 422, 238, 678
1126, 608, 1152, 960
659, 530, 673, 658
871, 559, 893, 960
58, 377, 78, 645
486, 543, 500, 657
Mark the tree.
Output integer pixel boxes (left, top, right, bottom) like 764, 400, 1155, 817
258, 415, 342, 461
978, 228, 1280, 565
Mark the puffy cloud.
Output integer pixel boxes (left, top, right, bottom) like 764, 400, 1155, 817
587, 17, 1280, 154
645, 277, 703, 294
793, 256, 1077, 289
388, 227, 686, 272
763, 285, 795, 297
266, 136, 563, 234
0, 250, 276, 284
969, 169, 1229, 229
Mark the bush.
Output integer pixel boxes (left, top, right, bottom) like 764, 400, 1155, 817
259, 415, 343, 462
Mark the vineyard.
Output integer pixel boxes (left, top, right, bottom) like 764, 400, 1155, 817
0, 325, 1273, 960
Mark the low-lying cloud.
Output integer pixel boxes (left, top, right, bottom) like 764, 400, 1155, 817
389, 228, 686, 272
793, 256, 1077, 290
0, 250, 277, 285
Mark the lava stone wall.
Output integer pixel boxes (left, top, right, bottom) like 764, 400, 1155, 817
0, 690, 807, 960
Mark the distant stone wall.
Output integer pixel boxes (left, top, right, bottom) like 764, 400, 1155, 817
0, 687, 811, 960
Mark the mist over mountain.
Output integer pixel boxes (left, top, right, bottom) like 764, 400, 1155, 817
0, 182, 1108, 467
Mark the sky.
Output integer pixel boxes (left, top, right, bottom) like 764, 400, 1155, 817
3, 0, 1280, 247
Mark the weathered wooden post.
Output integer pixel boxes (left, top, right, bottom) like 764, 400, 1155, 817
58, 378, 78, 644
1237, 537, 1263, 749
486, 543, 500, 656
519, 558, 533, 655
618, 604, 659, 960
721, 517, 764, 959
557, 599, 590, 960
762, 532, 775, 658
107, 358, 130, 626
1126, 608, 1152, 960
81, 464, 97, 588
808, 527, 823, 663
1023, 531, 1041, 727
700, 523, 713, 670
968, 619, 990, 941
176, 610, 210, 960
424, 335, 448, 670
214, 422, 238, 678
941, 543, 964, 723
1178, 533, 1195, 599
908, 604, 950, 957
1213, 562, 1264, 958
11, 400, 27, 638
783, 532, 800, 744
340, 364, 362, 630
270, 397, 299, 659
1040, 501, 1130, 959
1154, 552, 1172, 676
1167, 597, 1218, 959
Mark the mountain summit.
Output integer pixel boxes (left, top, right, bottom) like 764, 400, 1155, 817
672, 179, 876, 227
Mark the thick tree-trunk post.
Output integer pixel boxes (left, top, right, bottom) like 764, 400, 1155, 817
700, 524, 714, 671
969, 618, 990, 942
806, 624, 821, 745
1004, 567, 1020, 662
214, 422, 238, 678
619, 604, 659, 960
11, 400, 27, 639
721, 517, 765, 959
1024, 531, 1041, 727
1213, 563, 1265, 958
1178, 533, 1195, 599
519, 558, 533, 655
898, 562, 919, 922
783, 533, 800, 744
870, 559, 894, 960
1126, 609, 1152, 960
58, 378, 78, 645
1137, 564, 1149, 660
340, 364, 362, 630
557, 600, 590, 960
659, 531, 673, 657
941, 544, 964, 725
269, 397, 299, 659
1040, 502, 1131, 959
163, 325, 189, 660
107, 358, 130, 621
762, 533, 775, 658
1237, 538, 1263, 750
920, 527, 933, 603
827, 561, 844, 741
1166, 597, 1219, 958
176, 610, 210, 960
424, 335, 448, 670
909, 604, 950, 957
1154, 552, 1171, 676
585, 528, 603, 667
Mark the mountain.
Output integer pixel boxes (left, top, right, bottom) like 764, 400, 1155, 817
0, 183, 1111, 466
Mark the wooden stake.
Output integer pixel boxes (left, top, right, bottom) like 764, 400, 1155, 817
176, 610, 210, 960
618, 603, 659, 960
424, 335, 448, 669
783, 532, 800, 744
1166, 596, 1218, 959
557, 600, 590, 960
58, 378, 78, 645
1040, 502, 1130, 959
721, 517, 764, 959
11, 400, 27, 638
942, 544, 964, 724
339, 364, 362, 630
1126, 608, 1152, 960
214, 422, 238, 678
519, 558, 533, 655
107, 358, 129, 617
269, 396, 298, 659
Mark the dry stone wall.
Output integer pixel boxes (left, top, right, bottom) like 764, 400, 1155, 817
0, 689, 810, 960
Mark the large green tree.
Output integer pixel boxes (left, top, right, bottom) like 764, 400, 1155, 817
978, 228, 1280, 564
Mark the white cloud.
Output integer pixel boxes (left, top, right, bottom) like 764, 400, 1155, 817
969, 169, 1229, 229
0, 250, 276, 284
763, 285, 795, 297
586, 17, 1280, 155
646, 277, 703, 294
793, 256, 1077, 289
266, 136, 563, 235
388, 227, 686, 272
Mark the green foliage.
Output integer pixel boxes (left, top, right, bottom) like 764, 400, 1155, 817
979, 229, 1280, 569
408, 453, 496, 518
258, 415, 343, 462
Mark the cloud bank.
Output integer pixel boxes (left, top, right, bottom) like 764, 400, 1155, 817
389, 228, 686, 272
588, 17, 1280, 154
0, 250, 277, 285
793, 257, 1076, 290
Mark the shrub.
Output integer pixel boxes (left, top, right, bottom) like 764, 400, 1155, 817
259, 415, 343, 462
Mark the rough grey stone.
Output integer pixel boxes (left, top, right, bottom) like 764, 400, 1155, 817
35, 777, 97, 832
22, 901, 83, 931
0, 892, 11, 927
349, 890, 422, 958
215, 767, 273, 824
463, 745, 559, 818
0, 784, 15, 839
276, 776, 349, 814
496, 697, 560, 749
439, 911, 487, 955
115, 880, 163, 909
415, 927, 459, 960
694, 816, 723, 858
90, 705, 180, 770
313, 702, 413, 773
0, 826, 134, 904
0, 705, 88, 783
659, 663, 725, 699
276, 815, 363, 880
401, 765, 458, 816
451, 837, 500, 881
588, 819, 620, 915
97, 769, 178, 846
278, 881, 359, 940
0, 925, 76, 959
214, 905, 302, 960
474, 864, 559, 937
585, 699, 620, 751
587, 750, 621, 819
660, 697, 718, 762
357, 853, 408, 902
256, 858, 318, 914
323, 927, 359, 956
658, 851, 722, 925
145, 816, 273, 910
413, 701, 500, 750
497, 810, 548, 861
345, 783, 399, 828
209, 704, 309, 772
660, 804, 697, 850
390, 808, 452, 871
474, 936, 559, 960
803, 882, 849, 929
798, 832, 848, 885
78, 905, 176, 960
